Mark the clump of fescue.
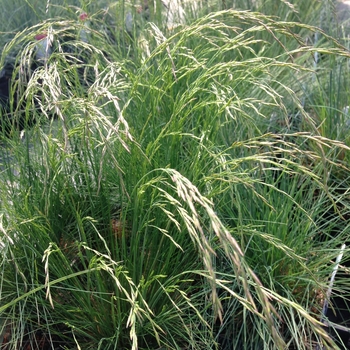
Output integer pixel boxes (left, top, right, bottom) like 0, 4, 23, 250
1, 3, 350, 350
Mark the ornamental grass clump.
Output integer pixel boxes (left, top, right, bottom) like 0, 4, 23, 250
1, 1, 350, 349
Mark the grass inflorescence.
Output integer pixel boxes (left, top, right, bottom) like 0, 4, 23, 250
1, 0, 350, 349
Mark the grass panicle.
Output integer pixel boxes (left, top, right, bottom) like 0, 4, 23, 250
1, 1, 350, 349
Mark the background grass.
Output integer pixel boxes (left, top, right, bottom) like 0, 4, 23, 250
1, 1, 350, 349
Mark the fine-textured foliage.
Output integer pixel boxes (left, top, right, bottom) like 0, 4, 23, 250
1, 1, 350, 349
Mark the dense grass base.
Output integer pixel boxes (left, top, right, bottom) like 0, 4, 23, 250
1, 1, 350, 349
